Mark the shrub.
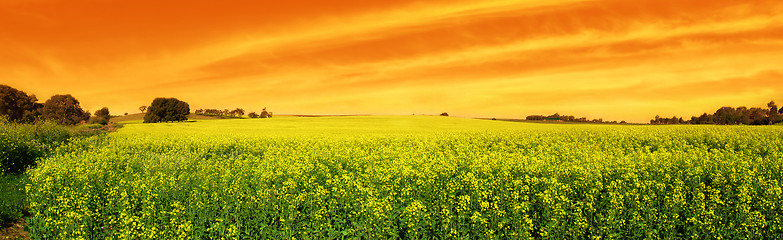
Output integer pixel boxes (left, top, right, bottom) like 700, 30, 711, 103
92, 107, 110, 125
0, 129, 39, 175
0, 118, 73, 174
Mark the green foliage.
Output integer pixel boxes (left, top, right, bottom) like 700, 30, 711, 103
1, 118, 108, 226
144, 98, 190, 123
0, 130, 39, 175
0, 119, 73, 174
42, 94, 88, 125
0, 174, 27, 223
23, 117, 783, 239
0, 84, 41, 123
92, 107, 110, 125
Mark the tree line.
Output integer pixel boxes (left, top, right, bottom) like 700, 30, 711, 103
526, 113, 627, 124
194, 107, 272, 118
194, 108, 245, 118
650, 101, 783, 125
1, 84, 192, 125
0, 84, 111, 125
2, 84, 280, 126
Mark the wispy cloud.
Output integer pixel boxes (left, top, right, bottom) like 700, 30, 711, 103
2, 0, 782, 122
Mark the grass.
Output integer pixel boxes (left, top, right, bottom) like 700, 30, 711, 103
0, 174, 29, 240
0, 174, 26, 223
16, 116, 783, 238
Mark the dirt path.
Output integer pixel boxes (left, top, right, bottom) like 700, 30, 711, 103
0, 218, 29, 240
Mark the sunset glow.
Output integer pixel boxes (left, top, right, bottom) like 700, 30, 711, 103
2, 0, 783, 122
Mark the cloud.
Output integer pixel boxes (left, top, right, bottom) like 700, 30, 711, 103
1, 0, 783, 119
189, 0, 783, 81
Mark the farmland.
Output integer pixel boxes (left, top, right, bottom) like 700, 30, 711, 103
17, 116, 783, 238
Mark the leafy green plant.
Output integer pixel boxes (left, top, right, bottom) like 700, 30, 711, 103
0, 174, 27, 223
0, 119, 74, 174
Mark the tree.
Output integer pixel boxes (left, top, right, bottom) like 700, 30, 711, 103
0, 84, 41, 123
260, 107, 272, 118
143, 98, 190, 123
248, 112, 259, 118
440, 112, 449, 117
42, 94, 88, 125
777, 107, 783, 123
83, 111, 91, 123
651, 115, 661, 124
714, 107, 736, 125
93, 107, 110, 125
139, 105, 147, 113
229, 108, 245, 117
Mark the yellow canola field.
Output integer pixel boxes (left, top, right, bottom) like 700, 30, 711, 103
26, 116, 783, 239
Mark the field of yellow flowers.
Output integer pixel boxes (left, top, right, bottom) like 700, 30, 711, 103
25, 116, 783, 239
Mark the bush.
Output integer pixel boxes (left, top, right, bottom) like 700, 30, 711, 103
1, 123, 41, 174
92, 107, 110, 125
0, 118, 73, 174
0, 118, 98, 225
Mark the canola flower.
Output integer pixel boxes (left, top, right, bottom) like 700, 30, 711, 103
22, 116, 783, 239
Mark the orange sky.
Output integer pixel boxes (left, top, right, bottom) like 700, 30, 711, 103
2, 0, 783, 123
